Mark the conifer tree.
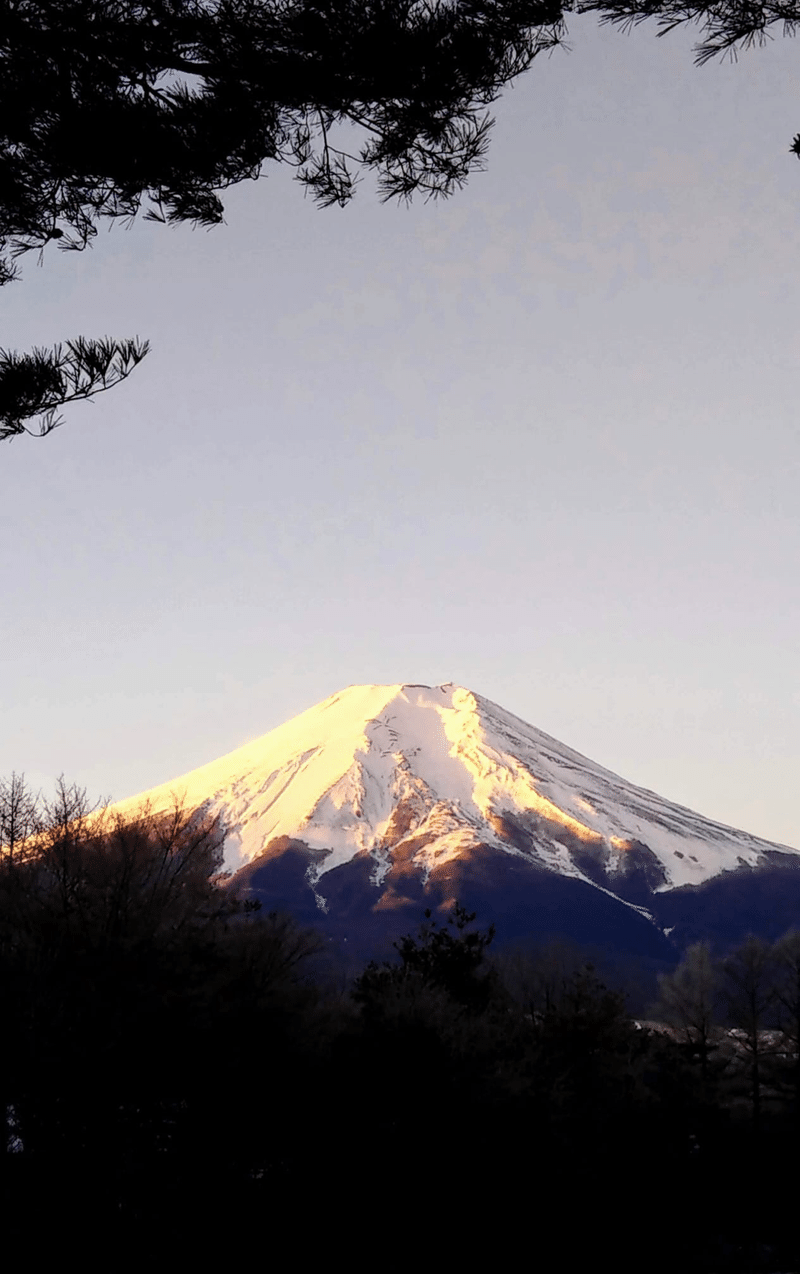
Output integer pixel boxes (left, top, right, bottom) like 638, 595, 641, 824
353, 902, 497, 1016
581, 0, 800, 72
1, 1, 565, 442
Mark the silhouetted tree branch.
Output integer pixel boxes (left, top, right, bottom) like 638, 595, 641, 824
1, 1, 567, 278
2, 1, 567, 447
579, 0, 798, 62
0, 336, 150, 441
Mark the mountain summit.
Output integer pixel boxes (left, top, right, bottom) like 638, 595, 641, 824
113, 683, 800, 957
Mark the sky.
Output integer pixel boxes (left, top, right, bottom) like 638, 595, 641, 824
1, 14, 799, 850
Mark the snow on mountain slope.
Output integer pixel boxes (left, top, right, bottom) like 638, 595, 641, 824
110, 683, 799, 905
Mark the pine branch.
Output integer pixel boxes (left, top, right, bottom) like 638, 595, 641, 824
0, 336, 150, 443
0, 0, 569, 274
578, 0, 800, 65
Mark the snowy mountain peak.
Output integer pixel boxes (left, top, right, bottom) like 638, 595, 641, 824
110, 682, 800, 917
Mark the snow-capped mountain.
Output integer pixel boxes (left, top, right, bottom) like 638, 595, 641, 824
112, 683, 800, 957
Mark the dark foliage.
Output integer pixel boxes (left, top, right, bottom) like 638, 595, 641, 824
0, 337, 149, 440
6, 3, 796, 444
1, 1, 565, 443
2, 783, 799, 1269
0, 776, 323, 1227
352, 902, 498, 1015
579, 0, 800, 67
0, 0, 566, 275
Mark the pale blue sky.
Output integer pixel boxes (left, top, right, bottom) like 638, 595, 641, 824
2, 16, 798, 848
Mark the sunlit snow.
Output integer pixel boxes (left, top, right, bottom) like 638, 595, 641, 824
109, 683, 800, 901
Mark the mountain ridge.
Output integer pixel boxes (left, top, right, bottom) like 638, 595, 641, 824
106, 682, 800, 959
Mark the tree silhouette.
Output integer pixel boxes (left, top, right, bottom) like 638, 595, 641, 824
1, 1, 567, 444
0, 775, 325, 1188
353, 902, 497, 1017
722, 934, 775, 1130
0, 771, 39, 858
655, 940, 719, 1082
581, 0, 799, 67
0, 338, 149, 441
771, 928, 800, 1114
1, 1, 566, 271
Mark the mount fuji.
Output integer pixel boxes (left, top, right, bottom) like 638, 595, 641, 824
112, 683, 800, 961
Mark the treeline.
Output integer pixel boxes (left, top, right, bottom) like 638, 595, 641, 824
1, 775, 798, 1269
654, 934, 800, 1124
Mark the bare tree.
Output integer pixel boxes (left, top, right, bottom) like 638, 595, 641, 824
655, 941, 718, 1082
494, 938, 589, 1020
95, 796, 232, 944
0, 772, 39, 859
722, 935, 775, 1130
0, 778, 231, 949
771, 928, 800, 1114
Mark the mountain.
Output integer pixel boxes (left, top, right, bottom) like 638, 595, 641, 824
111, 683, 800, 962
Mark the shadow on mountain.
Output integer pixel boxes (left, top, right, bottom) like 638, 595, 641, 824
651, 851, 800, 951
235, 836, 677, 970
424, 844, 675, 960
232, 837, 329, 926
488, 809, 669, 910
